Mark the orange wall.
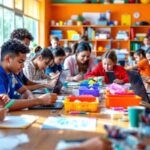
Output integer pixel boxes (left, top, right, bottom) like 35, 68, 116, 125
50, 4, 150, 24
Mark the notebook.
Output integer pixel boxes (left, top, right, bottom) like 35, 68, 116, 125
0, 115, 39, 128
42, 116, 97, 132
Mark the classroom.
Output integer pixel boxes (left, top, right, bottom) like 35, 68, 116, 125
0, 0, 150, 149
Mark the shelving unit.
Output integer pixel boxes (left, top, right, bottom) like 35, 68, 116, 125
44, 1, 150, 56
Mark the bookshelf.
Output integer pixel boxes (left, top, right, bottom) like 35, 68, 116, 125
42, 0, 150, 56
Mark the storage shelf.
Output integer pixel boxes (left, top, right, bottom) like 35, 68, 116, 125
59, 39, 130, 42
50, 25, 130, 28
130, 40, 143, 42
51, 3, 150, 6
131, 26, 150, 28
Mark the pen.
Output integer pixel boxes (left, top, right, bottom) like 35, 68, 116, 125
69, 111, 89, 115
4, 100, 15, 109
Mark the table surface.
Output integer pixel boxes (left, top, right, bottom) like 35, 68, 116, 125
0, 105, 130, 150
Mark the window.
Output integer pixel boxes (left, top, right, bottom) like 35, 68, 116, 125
0, 0, 39, 47
24, 16, 38, 45
3, 0, 14, 8
0, 6, 3, 46
3, 8, 14, 42
15, 0, 23, 11
15, 14, 23, 28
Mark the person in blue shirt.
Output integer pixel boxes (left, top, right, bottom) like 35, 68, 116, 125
0, 39, 57, 111
45, 47, 65, 78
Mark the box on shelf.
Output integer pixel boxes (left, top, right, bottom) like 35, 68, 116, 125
136, 33, 147, 41
67, 30, 79, 40
64, 95, 99, 112
50, 30, 63, 39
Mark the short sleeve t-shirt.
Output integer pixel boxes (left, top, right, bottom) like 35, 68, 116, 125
0, 66, 23, 99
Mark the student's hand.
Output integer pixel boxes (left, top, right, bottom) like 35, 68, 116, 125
71, 137, 112, 150
47, 78, 58, 88
38, 93, 57, 105
50, 71, 60, 79
113, 79, 124, 84
125, 66, 133, 70
0, 94, 10, 106
72, 74, 83, 81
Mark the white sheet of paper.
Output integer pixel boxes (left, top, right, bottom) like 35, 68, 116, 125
0, 115, 39, 128
42, 116, 97, 131
0, 133, 29, 150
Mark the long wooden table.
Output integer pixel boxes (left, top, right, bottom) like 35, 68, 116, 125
0, 107, 130, 150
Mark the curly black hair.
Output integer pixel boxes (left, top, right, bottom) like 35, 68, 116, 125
10, 28, 34, 41
1, 39, 30, 61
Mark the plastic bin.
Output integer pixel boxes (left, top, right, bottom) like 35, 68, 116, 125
79, 86, 100, 97
64, 95, 99, 112
105, 95, 141, 108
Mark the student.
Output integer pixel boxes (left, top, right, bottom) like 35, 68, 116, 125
146, 48, 150, 64
48, 36, 61, 51
72, 35, 89, 54
85, 51, 129, 84
64, 42, 95, 82
45, 48, 65, 77
23, 48, 57, 87
66, 137, 112, 150
141, 35, 150, 51
10, 28, 48, 91
10, 28, 33, 47
64, 47, 72, 57
126, 49, 150, 77
127, 51, 135, 66
0, 39, 57, 111
142, 49, 150, 90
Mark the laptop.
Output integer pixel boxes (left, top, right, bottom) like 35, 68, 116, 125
127, 70, 150, 107
29, 69, 69, 110
32, 69, 69, 94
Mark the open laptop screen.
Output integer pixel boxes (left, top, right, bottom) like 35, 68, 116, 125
52, 69, 69, 94
127, 70, 150, 103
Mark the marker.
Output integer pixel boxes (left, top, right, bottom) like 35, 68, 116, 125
69, 111, 89, 115
4, 100, 15, 109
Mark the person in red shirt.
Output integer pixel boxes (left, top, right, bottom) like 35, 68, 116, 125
85, 51, 129, 84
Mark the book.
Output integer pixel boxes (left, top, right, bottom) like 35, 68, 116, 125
42, 116, 97, 132
0, 115, 39, 128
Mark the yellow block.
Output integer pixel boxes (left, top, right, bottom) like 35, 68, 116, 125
121, 14, 131, 26
67, 30, 78, 40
